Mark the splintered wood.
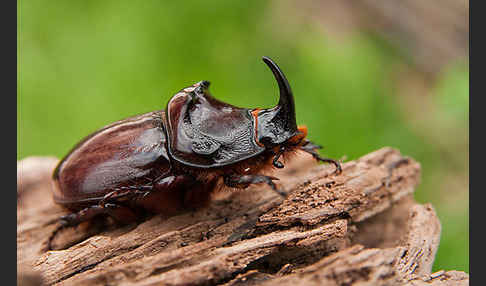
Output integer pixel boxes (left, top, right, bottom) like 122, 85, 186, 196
17, 147, 469, 285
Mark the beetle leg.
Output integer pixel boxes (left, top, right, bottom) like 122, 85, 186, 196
223, 174, 286, 197
99, 185, 153, 205
300, 141, 342, 175
272, 147, 286, 169
46, 203, 138, 250
69, 203, 139, 225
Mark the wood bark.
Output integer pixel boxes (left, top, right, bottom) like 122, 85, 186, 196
17, 147, 469, 285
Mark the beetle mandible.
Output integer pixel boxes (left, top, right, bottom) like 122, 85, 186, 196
48, 56, 342, 249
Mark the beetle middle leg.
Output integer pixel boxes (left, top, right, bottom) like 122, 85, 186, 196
223, 174, 286, 197
46, 203, 138, 251
99, 184, 153, 205
300, 140, 342, 174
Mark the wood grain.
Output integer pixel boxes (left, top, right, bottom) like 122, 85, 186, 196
17, 147, 468, 285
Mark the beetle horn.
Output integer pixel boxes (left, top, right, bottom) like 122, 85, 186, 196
262, 56, 297, 132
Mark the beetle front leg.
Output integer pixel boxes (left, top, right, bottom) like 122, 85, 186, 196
223, 174, 286, 197
300, 141, 342, 175
272, 147, 286, 169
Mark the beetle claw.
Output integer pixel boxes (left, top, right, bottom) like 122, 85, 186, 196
44, 220, 70, 251
273, 160, 284, 168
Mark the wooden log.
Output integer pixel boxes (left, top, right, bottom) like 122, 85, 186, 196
17, 147, 469, 285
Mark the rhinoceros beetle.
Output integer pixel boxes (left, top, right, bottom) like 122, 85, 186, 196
48, 56, 341, 249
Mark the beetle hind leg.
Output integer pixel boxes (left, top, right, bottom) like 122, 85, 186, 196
46, 203, 138, 251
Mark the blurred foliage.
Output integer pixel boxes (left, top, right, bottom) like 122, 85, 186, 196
18, 0, 468, 273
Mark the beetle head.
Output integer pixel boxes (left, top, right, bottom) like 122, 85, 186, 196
254, 57, 299, 147
164, 57, 305, 168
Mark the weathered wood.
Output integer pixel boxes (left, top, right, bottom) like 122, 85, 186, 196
17, 147, 469, 285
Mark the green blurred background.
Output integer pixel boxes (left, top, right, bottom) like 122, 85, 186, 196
18, 0, 468, 272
